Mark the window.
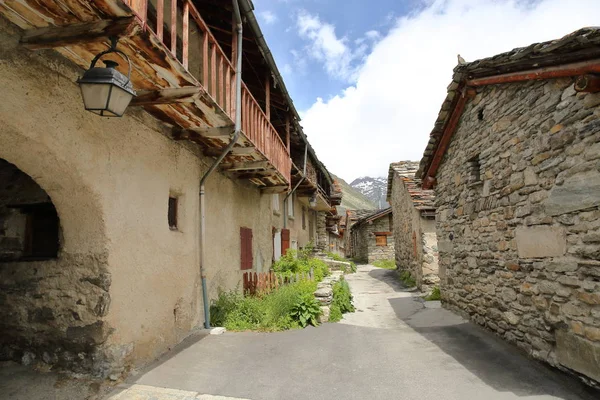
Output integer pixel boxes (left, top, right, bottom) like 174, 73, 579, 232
240, 227, 253, 270
168, 196, 178, 230
467, 154, 481, 184
302, 207, 306, 230
288, 193, 295, 218
375, 234, 387, 247
272, 194, 280, 214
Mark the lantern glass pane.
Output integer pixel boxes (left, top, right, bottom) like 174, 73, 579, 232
106, 85, 134, 117
79, 83, 111, 111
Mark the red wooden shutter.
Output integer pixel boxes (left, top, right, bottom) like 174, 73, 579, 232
281, 228, 290, 255
240, 227, 253, 270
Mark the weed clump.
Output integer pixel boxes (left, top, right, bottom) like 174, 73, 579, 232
329, 277, 355, 322
372, 259, 396, 270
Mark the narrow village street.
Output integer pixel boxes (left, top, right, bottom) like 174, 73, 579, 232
100, 265, 596, 400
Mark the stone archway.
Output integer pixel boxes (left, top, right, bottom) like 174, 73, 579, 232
0, 127, 112, 374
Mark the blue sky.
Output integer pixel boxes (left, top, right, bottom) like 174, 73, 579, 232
255, 0, 416, 111
251, 0, 600, 182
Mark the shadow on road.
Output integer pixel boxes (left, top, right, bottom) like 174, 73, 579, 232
387, 295, 599, 400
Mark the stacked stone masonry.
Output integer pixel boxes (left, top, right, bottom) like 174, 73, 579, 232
435, 77, 600, 383
351, 211, 394, 264
388, 161, 439, 292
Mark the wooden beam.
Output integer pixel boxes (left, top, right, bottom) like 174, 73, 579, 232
130, 87, 205, 106
575, 74, 600, 93
20, 17, 139, 50
261, 185, 289, 194
467, 59, 600, 87
204, 146, 256, 157
173, 125, 234, 139
222, 161, 270, 171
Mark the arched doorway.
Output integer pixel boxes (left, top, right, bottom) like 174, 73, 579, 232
0, 158, 60, 261
0, 148, 112, 374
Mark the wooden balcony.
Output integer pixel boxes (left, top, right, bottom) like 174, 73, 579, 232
2, 0, 291, 189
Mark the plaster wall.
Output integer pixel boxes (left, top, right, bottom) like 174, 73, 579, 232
0, 24, 276, 376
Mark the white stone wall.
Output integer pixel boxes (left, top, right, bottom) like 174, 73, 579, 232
435, 77, 600, 382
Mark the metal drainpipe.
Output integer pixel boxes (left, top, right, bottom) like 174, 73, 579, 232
284, 143, 308, 229
198, 0, 243, 329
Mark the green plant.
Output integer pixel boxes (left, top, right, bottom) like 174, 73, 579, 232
326, 251, 343, 262
425, 286, 441, 301
329, 304, 342, 322
272, 248, 330, 282
290, 293, 321, 327
398, 270, 416, 287
209, 280, 318, 332
349, 261, 357, 273
372, 259, 396, 270
332, 277, 354, 313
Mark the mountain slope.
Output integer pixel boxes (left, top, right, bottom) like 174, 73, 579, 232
332, 174, 377, 211
350, 176, 389, 208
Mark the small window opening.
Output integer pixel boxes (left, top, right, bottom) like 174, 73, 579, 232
477, 108, 484, 121
21, 203, 59, 259
467, 155, 481, 184
375, 234, 387, 247
168, 196, 178, 230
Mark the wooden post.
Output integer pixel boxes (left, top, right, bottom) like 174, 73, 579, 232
202, 33, 209, 86
182, 0, 189, 69
285, 115, 291, 153
265, 73, 271, 121
156, 0, 164, 40
170, 0, 177, 56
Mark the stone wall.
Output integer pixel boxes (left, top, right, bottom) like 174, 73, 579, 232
316, 211, 327, 251
391, 172, 439, 291
435, 77, 600, 383
352, 214, 394, 263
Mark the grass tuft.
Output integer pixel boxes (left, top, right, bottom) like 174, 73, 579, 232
424, 286, 441, 301
372, 259, 396, 270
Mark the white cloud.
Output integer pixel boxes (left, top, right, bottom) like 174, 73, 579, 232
301, 0, 600, 182
296, 10, 361, 82
259, 10, 277, 25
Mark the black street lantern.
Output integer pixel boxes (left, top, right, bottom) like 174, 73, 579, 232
78, 37, 136, 117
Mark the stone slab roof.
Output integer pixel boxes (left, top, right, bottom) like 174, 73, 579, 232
416, 27, 600, 181
387, 161, 435, 210
353, 207, 392, 228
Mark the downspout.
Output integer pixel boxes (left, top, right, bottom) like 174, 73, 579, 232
283, 143, 308, 229
198, 0, 243, 329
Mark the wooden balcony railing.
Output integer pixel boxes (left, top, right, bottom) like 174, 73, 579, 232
125, 0, 291, 183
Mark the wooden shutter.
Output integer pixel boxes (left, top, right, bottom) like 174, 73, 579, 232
375, 234, 387, 247
281, 228, 290, 255
240, 227, 253, 270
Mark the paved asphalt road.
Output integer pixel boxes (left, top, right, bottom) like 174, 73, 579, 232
105, 265, 599, 400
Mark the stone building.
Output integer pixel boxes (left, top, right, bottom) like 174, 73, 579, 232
0, 0, 339, 378
349, 208, 394, 263
417, 28, 600, 383
387, 161, 438, 292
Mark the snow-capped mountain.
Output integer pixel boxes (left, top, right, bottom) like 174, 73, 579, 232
350, 176, 389, 209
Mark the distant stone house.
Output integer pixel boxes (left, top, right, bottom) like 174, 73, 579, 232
387, 161, 438, 292
349, 208, 394, 263
343, 209, 378, 259
417, 28, 600, 383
